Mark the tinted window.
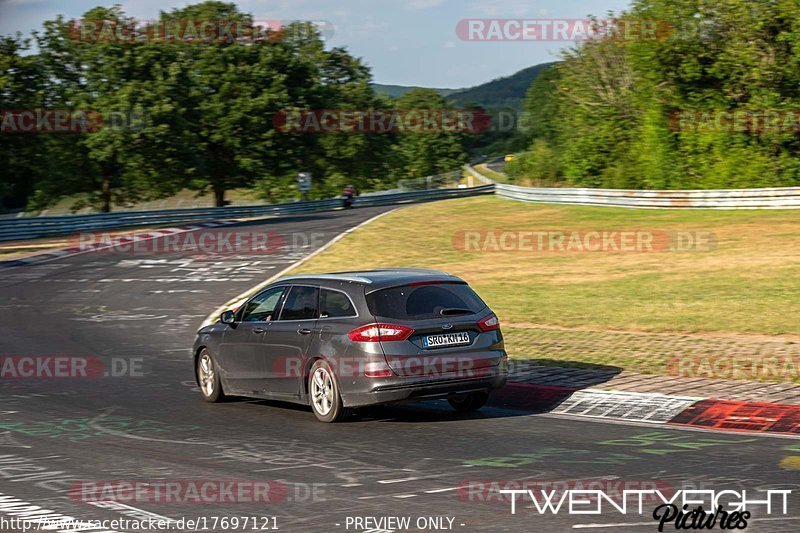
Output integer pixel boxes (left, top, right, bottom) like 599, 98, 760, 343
366, 283, 486, 320
320, 289, 357, 318
241, 287, 285, 322
279, 286, 319, 320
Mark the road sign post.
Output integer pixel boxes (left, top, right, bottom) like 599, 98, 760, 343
296, 172, 312, 201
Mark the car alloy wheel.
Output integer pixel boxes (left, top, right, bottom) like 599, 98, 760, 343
197, 349, 224, 402
308, 360, 351, 422
311, 366, 334, 416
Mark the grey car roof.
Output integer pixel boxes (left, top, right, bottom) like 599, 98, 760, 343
276, 268, 465, 291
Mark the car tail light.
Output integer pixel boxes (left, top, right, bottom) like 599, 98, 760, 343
364, 361, 394, 378
477, 313, 500, 332
348, 323, 414, 342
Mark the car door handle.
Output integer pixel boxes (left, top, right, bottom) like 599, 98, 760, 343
297, 328, 312, 335
252, 327, 266, 333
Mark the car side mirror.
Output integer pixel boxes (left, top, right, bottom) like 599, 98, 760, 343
220, 310, 236, 325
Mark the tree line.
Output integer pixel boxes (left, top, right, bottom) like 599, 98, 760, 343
508, 0, 800, 190
0, 1, 472, 213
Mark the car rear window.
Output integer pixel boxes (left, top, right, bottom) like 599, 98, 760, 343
366, 282, 486, 320
320, 289, 357, 318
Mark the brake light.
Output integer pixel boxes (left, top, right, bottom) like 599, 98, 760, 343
348, 323, 414, 342
477, 313, 500, 332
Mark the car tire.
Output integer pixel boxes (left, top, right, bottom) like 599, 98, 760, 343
448, 391, 489, 412
197, 349, 225, 403
308, 360, 351, 422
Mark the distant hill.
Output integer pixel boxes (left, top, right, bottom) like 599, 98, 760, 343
446, 62, 558, 110
371, 84, 458, 98
372, 62, 558, 110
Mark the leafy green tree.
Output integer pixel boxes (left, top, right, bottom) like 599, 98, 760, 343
8, 0, 462, 212
264, 25, 394, 200
152, 2, 288, 206
0, 34, 47, 211
520, 65, 562, 144
389, 89, 467, 180
514, 0, 800, 189
33, 7, 191, 212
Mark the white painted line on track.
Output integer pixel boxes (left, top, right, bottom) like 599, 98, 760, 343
1, 221, 244, 269
0, 491, 123, 533
377, 477, 422, 484
357, 492, 418, 500
87, 501, 176, 523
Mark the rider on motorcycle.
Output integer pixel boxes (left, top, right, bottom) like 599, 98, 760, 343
343, 185, 358, 208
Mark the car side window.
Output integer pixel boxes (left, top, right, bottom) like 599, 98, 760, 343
240, 287, 285, 322
319, 289, 356, 318
279, 286, 319, 321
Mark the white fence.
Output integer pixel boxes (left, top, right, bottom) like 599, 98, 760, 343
464, 164, 800, 210
495, 183, 800, 209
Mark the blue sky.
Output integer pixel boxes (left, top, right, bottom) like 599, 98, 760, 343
1, 0, 631, 88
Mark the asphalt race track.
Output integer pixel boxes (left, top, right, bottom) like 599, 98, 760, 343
0, 205, 799, 533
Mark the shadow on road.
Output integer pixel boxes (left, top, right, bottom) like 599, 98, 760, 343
359, 359, 623, 423
217, 360, 623, 423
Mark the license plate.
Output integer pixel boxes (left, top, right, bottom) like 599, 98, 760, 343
423, 332, 470, 348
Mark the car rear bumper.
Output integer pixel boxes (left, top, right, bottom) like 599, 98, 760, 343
342, 366, 508, 407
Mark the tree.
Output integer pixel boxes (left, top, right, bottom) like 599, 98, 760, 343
33, 7, 191, 212
514, 0, 800, 189
0, 34, 46, 211
303, 46, 395, 197
151, 2, 291, 207
8, 1, 460, 212
389, 89, 467, 180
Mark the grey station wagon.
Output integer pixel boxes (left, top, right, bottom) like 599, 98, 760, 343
193, 268, 508, 422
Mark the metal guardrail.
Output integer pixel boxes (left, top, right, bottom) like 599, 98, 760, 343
7, 163, 799, 242
468, 163, 800, 209
495, 183, 800, 209
0, 185, 494, 242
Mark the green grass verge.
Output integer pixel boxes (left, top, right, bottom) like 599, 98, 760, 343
290, 196, 800, 379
